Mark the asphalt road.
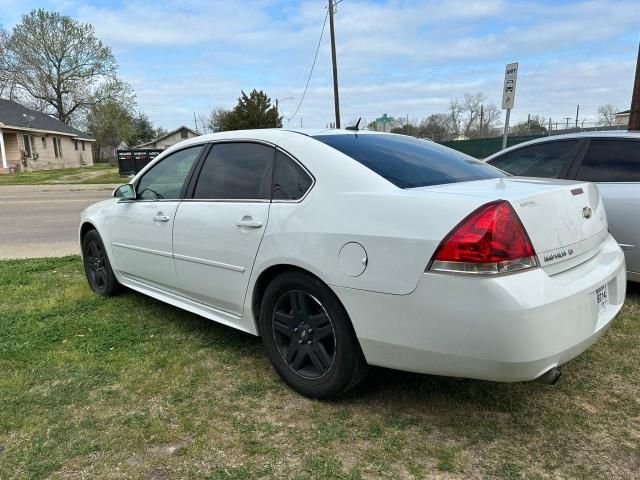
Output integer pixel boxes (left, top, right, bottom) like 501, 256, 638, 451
0, 184, 117, 259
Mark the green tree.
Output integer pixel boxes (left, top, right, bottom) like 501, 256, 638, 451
86, 101, 133, 162
511, 115, 548, 135
221, 90, 282, 131
418, 113, 452, 140
1, 9, 132, 125
129, 113, 156, 146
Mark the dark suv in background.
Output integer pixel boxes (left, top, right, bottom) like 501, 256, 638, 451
485, 132, 640, 282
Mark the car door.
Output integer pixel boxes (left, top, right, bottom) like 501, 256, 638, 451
570, 138, 640, 278
487, 140, 581, 178
107, 144, 205, 290
172, 142, 274, 315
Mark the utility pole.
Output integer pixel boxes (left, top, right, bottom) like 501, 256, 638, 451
629, 42, 640, 131
548, 117, 552, 136
527, 113, 531, 135
575, 105, 579, 128
479, 105, 484, 138
564, 117, 571, 130
328, 0, 341, 129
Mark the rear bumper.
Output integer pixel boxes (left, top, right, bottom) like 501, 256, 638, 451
333, 233, 626, 382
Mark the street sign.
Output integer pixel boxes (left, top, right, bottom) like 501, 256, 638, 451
375, 113, 394, 124
501, 62, 518, 110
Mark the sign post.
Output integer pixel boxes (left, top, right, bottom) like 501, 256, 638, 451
501, 62, 518, 150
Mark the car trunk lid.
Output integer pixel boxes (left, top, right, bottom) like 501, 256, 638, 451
416, 177, 608, 274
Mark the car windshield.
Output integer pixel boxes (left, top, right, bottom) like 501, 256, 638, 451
313, 133, 506, 188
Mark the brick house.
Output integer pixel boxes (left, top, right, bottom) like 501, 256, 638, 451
0, 98, 95, 173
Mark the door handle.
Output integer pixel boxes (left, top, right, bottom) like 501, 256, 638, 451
153, 214, 170, 222
236, 218, 263, 229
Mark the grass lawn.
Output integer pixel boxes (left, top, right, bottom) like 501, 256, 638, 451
0, 164, 123, 185
1, 257, 638, 479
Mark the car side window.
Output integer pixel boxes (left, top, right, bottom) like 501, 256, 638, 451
575, 139, 640, 182
272, 150, 313, 200
193, 142, 274, 200
489, 140, 578, 178
137, 145, 204, 200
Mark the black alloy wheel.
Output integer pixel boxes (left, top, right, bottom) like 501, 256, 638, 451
82, 229, 120, 296
259, 271, 368, 399
272, 290, 336, 379
85, 239, 108, 292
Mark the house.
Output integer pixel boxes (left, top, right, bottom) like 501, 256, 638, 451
615, 109, 630, 126
0, 98, 95, 173
135, 126, 200, 149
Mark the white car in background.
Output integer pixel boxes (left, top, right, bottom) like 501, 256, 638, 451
485, 131, 640, 282
80, 130, 626, 398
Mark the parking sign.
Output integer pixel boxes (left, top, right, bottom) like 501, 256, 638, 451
502, 63, 518, 110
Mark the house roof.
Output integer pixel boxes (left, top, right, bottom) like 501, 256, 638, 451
616, 109, 631, 115
135, 125, 200, 148
0, 98, 95, 140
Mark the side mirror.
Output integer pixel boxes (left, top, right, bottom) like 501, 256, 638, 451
114, 184, 136, 200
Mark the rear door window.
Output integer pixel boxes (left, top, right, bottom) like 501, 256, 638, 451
575, 139, 640, 182
488, 140, 578, 178
193, 142, 274, 200
313, 134, 504, 188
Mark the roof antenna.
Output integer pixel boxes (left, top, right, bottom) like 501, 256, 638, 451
345, 117, 361, 131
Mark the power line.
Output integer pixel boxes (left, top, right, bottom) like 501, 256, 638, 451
287, 9, 328, 122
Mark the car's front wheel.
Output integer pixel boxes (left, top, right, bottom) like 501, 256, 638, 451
259, 271, 368, 399
82, 229, 120, 296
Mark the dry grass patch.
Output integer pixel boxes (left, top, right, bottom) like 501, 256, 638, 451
0, 257, 638, 479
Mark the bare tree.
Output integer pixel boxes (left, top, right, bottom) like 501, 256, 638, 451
461, 92, 486, 137
597, 104, 618, 126
448, 99, 463, 136
2, 9, 132, 125
0, 26, 16, 99
207, 107, 231, 132
478, 103, 501, 137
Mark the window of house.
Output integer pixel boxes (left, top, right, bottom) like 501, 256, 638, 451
193, 143, 274, 200
53, 137, 63, 158
74, 140, 78, 151
82, 141, 85, 151
22, 134, 32, 158
42, 137, 46, 149
181, 130, 188, 139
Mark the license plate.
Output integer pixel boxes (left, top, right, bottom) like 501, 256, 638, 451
595, 283, 609, 315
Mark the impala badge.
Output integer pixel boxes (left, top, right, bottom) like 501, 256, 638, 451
582, 206, 593, 219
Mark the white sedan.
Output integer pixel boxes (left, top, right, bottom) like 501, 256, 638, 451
80, 129, 626, 398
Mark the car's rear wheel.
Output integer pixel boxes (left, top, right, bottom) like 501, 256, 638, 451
82, 229, 120, 296
259, 271, 368, 399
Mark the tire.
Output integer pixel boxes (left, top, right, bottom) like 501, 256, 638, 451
82, 229, 121, 297
259, 271, 368, 399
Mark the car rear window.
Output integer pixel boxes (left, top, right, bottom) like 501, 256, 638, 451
313, 134, 505, 188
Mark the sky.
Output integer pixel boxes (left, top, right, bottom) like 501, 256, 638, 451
1, 0, 639, 130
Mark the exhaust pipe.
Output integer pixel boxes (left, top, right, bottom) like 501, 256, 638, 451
535, 367, 562, 385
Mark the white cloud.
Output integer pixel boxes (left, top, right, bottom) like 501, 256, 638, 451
7, 0, 634, 129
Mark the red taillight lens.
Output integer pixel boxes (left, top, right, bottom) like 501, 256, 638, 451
429, 200, 538, 274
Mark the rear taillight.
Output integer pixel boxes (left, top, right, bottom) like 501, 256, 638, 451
428, 200, 538, 275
